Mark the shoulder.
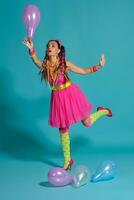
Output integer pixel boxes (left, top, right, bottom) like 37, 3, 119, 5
66, 60, 79, 69
65, 61, 85, 74
65, 61, 75, 70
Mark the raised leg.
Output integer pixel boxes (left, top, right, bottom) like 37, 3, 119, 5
81, 107, 112, 127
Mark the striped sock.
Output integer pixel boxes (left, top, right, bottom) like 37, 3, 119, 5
84, 109, 109, 126
59, 131, 71, 169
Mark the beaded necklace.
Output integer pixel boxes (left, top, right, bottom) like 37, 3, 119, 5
39, 59, 70, 90
45, 59, 61, 90
46, 59, 60, 85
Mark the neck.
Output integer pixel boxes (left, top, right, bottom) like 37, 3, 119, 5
49, 56, 59, 64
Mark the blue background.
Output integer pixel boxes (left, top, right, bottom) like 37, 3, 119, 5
0, 0, 134, 199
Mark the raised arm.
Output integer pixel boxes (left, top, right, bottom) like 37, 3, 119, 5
22, 38, 43, 69
29, 49, 43, 68
66, 54, 105, 75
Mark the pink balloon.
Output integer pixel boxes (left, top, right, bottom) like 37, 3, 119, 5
22, 4, 40, 40
48, 168, 73, 187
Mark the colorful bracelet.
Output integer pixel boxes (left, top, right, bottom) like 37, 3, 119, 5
91, 66, 99, 72
29, 48, 35, 56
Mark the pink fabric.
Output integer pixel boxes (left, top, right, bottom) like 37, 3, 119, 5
48, 70, 93, 128
49, 69, 67, 86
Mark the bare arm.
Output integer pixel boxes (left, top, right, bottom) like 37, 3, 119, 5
30, 51, 43, 69
22, 38, 43, 69
66, 54, 105, 75
66, 61, 86, 74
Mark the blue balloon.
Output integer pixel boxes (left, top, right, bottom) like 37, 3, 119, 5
91, 160, 117, 182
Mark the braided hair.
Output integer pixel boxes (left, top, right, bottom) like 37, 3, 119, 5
39, 40, 69, 84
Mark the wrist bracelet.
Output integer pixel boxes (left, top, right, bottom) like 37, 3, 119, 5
92, 66, 99, 72
29, 48, 35, 56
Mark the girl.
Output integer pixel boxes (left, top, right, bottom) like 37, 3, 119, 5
22, 39, 112, 170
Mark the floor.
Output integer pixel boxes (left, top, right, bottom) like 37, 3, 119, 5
1, 148, 134, 200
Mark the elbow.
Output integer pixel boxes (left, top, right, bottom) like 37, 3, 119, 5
33, 61, 41, 68
82, 69, 87, 75
33, 60, 42, 68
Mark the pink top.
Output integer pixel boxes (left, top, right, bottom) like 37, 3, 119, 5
49, 68, 68, 87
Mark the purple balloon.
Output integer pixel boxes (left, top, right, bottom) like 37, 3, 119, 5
48, 168, 73, 187
22, 4, 40, 40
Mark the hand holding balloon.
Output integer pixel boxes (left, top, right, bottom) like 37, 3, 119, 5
22, 38, 34, 50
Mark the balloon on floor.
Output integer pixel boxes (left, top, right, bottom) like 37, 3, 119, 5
91, 160, 117, 182
48, 167, 73, 187
47, 161, 117, 187
72, 165, 90, 188
48, 165, 90, 187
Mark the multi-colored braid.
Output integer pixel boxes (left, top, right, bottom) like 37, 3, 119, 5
39, 40, 70, 85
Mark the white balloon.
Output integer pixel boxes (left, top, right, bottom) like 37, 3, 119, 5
72, 165, 90, 188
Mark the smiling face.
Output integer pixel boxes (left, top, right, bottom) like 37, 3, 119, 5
46, 41, 60, 57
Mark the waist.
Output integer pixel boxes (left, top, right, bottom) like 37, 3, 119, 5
51, 81, 72, 91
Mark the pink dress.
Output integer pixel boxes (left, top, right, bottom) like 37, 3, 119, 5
48, 68, 93, 128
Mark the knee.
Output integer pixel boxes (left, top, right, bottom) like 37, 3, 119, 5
81, 119, 91, 127
59, 127, 69, 134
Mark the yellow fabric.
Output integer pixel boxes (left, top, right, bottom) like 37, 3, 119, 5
51, 81, 72, 91
60, 132, 71, 169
